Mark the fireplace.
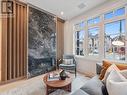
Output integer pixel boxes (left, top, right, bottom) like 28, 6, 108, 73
28, 5, 56, 78
28, 56, 56, 77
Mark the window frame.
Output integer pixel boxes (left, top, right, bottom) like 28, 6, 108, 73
104, 19, 126, 61
74, 21, 85, 56
73, 5, 127, 62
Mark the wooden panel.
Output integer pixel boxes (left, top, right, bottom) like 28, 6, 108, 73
24, 6, 27, 76
20, 5, 23, 76
19, 5, 21, 77
7, 15, 13, 80
1, 16, 8, 81
0, 0, 27, 83
16, 3, 20, 77
21, 6, 24, 76
23, 6, 27, 76
12, 0, 16, 79
57, 18, 64, 64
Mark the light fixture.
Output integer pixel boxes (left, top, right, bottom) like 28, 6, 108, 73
60, 11, 64, 15
112, 20, 124, 46
112, 40, 124, 46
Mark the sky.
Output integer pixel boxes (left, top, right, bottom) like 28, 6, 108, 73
77, 7, 126, 40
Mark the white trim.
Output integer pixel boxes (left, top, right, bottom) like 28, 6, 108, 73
125, 6, 127, 62
73, 3, 127, 62
104, 16, 126, 24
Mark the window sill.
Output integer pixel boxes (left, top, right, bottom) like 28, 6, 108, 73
75, 55, 101, 61
103, 58, 127, 64
75, 55, 127, 63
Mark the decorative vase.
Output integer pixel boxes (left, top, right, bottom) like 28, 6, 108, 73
60, 70, 67, 80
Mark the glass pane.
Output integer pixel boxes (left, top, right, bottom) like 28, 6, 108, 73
93, 17, 100, 24
79, 30, 85, 40
88, 27, 99, 56
104, 11, 114, 20
105, 20, 125, 36
115, 7, 125, 16
77, 40, 79, 47
75, 30, 85, 56
77, 31, 79, 39
88, 17, 100, 25
80, 21, 85, 29
104, 20, 125, 61
76, 48, 80, 55
88, 19, 93, 25
79, 48, 84, 55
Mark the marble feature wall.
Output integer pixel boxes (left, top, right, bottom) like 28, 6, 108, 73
28, 6, 56, 78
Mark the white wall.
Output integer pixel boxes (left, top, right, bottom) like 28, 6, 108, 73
64, 0, 127, 76
64, 21, 73, 54
76, 57, 100, 76
0, 18, 1, 81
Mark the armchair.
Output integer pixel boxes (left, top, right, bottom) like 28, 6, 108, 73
59, 54, 77, 77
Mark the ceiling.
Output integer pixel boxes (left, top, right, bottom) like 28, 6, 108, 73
27, 0, 108, 20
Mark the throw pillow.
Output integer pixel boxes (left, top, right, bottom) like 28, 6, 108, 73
99, 60, 127, 80
120, 70, 127, 79
63, 59, 73, 65
102, 64, 120, 84
115, 63, 127, 70
106, 70, 127, 95
99, 60, 112, 80
81, 76, 103, 95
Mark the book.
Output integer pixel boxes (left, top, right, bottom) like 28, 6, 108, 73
47, 73, 60, 81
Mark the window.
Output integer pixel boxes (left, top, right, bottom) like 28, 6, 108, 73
88, 17, 100, 25
104, 20, 125, 61
88, 27, 99, 56
88, 19, 93, 25
74, 6, 127, 61
104, 7, 125, 20
114, 7, 125, 16
104, 11, 114, 20
80, 21, 85, 29
93, 17, 100, 24
75, 30, 85, 55
75, 21, 85, 56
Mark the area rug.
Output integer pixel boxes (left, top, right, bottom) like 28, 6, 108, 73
49, 74, 90, 95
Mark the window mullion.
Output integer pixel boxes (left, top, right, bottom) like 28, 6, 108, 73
125, 6, 127, 62
99, 16, 105, 59
85, 22, 89, 56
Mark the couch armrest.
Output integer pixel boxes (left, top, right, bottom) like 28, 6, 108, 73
96, 63, 102, 75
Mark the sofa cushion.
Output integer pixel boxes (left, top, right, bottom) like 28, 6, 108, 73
0, 88, 27, 95
81, 76, 103, 95
0, 75, 46, 95
99, 60, 127, 80
99, 60, 112, 80
63, 59, 73, 65
102, 64, 120, 84
120, 70, 127, 78
106, 69, 127, 95
101, 85, 108, 95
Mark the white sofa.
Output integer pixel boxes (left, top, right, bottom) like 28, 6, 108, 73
0, 75, 46, 95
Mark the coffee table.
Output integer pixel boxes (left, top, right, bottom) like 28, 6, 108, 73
43, 72, 72, 95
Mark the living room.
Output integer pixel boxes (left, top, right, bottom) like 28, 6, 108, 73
0, 0, 127, 95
